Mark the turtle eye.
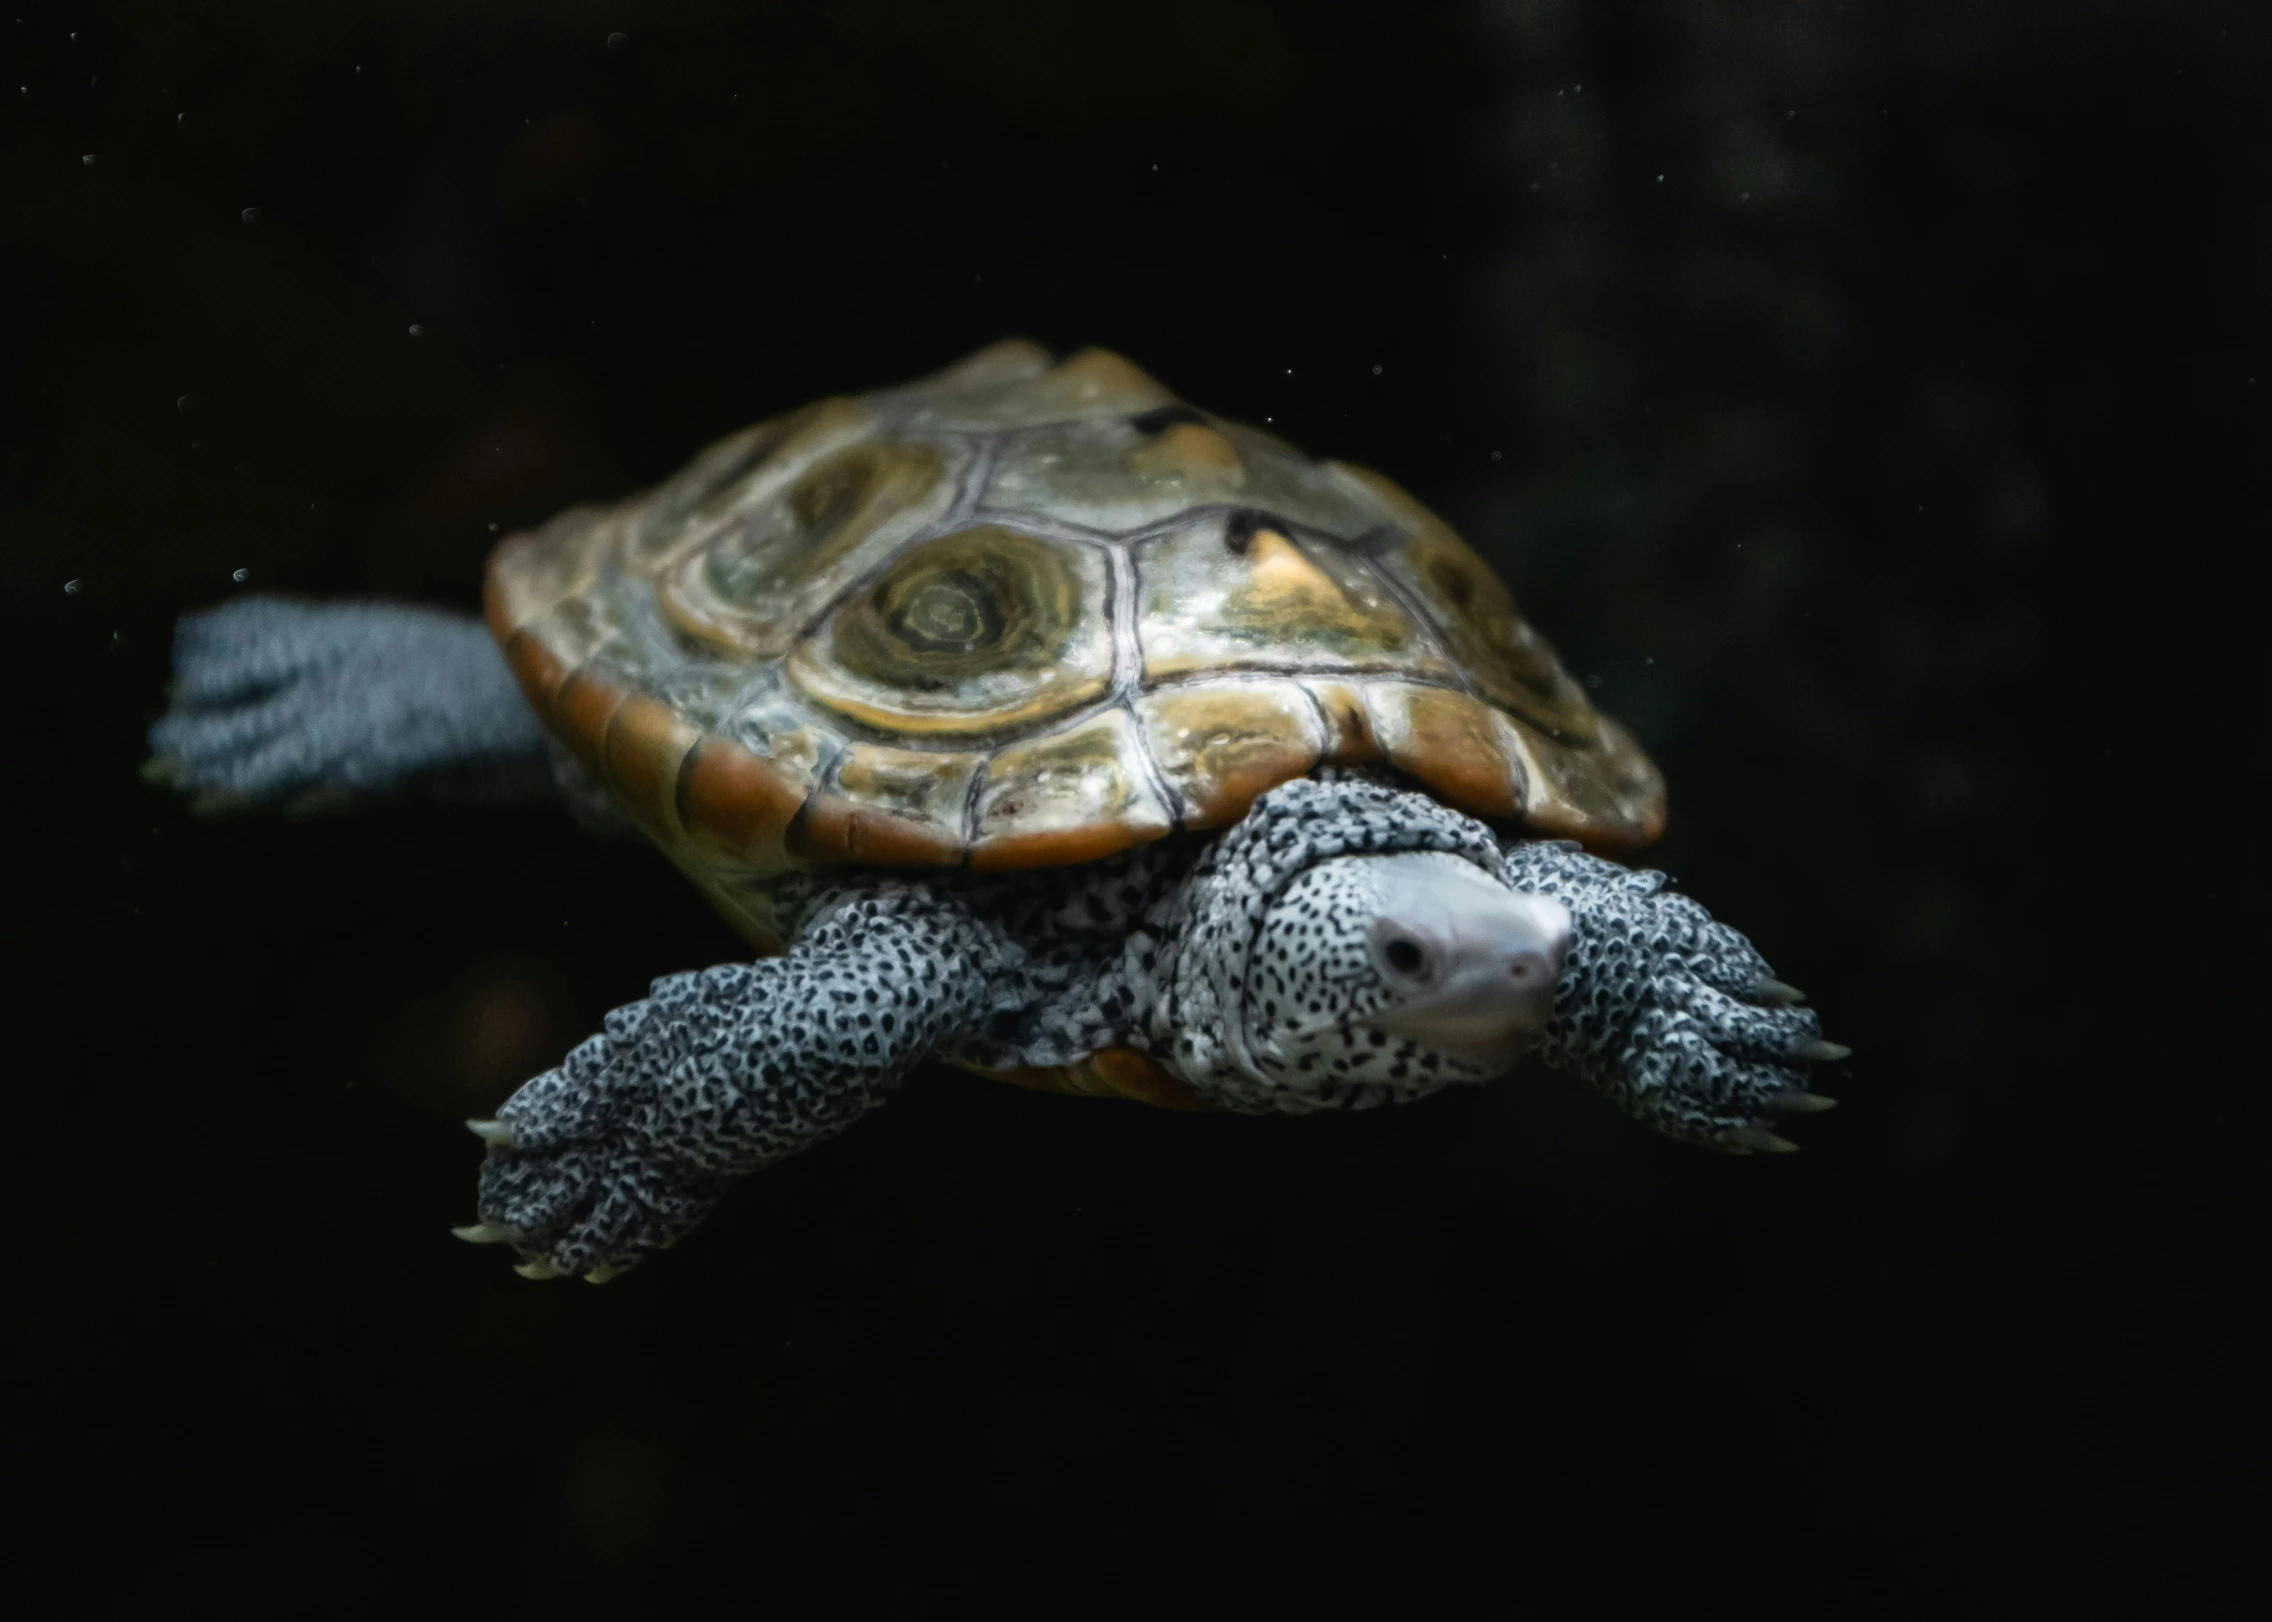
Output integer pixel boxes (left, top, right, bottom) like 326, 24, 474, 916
1376, 932, 1432, 983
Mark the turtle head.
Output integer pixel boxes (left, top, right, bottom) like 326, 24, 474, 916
1237, 848, 1572, 1105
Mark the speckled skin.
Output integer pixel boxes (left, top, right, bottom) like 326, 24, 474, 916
146, 595, 1844, 1272
147, 598, 552, 806
151, 602, 1836, 1281
476, 884, 1023, 1273
1498, 839, 1825, 1147
463, 776, 1828, 1276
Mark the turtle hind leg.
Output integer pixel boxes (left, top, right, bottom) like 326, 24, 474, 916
146, 596, 550, 808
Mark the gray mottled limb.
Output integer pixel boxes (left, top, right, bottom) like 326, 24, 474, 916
473, 883, 1024, 1278
1498, 839, 1842, 1152
147, 596, 549, 804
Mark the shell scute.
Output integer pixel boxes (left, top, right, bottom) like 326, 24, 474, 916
788, 795, 964, 868
714, 677, 835, 784
788, 526, 1113, 737
981, 411, 1390, 543
619, 402, 857, 578
487, 503, 617, 640
1365, 683, 1527, 819
601, 692, 705, 843
969, 707, 1174, 870
792, 741, 982, 866
677, 736, 809, 872
1213, 423, 1396, 540
657, 436, 955, 659
1135, 519, 1443, 683
484, 340, 1670, 886
1503, 714, 1668, 851
551, 666, 630, 774
1331, 461, 1600, 743
983, 414, 1251, 532
891, 345, 1174, 433
1135, 681, 1325, 829
1301, 678, 1382, 765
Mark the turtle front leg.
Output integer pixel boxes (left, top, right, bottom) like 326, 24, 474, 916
146, 597, 551, 808
461, 885, 1019, 1280
1499, 840, 1848, 1153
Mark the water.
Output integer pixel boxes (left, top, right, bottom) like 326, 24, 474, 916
3, 1, 2252, 1609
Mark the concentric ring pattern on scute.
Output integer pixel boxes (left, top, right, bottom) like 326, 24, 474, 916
485, 340, 1665, 936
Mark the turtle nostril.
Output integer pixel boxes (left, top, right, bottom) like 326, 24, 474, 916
1508, 953, 1549, 987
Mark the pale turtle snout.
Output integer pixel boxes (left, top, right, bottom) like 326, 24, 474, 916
1363, 853, 1574, 1070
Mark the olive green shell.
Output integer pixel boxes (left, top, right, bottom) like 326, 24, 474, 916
486, 341, 1663, 950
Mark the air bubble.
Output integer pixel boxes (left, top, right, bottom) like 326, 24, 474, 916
177, 394, 196, 413
608, 32, 629, 51
82, 153, 96, 167
232, 568, 250, 583
1371, 364, 1382, 375
241, 206, 261, 224
408, 324, 423, 337
64, 579, 84, 595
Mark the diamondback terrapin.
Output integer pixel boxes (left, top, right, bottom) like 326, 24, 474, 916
147, 341, 1844, 1282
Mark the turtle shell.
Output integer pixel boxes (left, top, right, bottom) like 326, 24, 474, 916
486, 341, 1664, 948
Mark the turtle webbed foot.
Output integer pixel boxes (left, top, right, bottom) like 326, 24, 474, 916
1501, 844, 1848, 1154
456, 1038, 723, 1281
146, 596, 545, 805
463, 1123, 721, 1282
1616, 950, 1848, 1154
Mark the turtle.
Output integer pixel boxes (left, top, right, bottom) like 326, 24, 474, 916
146, 340, 1845, 1282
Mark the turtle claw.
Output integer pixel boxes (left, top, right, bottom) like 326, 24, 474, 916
584, 1263, 623, 1285
139, 755, 178, 785
1725, 1125, 1801, 1154
513, 1260, 562, 1281
465, 1118, 517, 1148
1752, 977, 1807, 1005
1798, 1039, 1852, 1063
451, 1221, 522, 1245
1770, 1090, 1838, 1114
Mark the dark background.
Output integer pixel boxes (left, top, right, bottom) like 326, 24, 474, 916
4, 0, 2260, 1610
